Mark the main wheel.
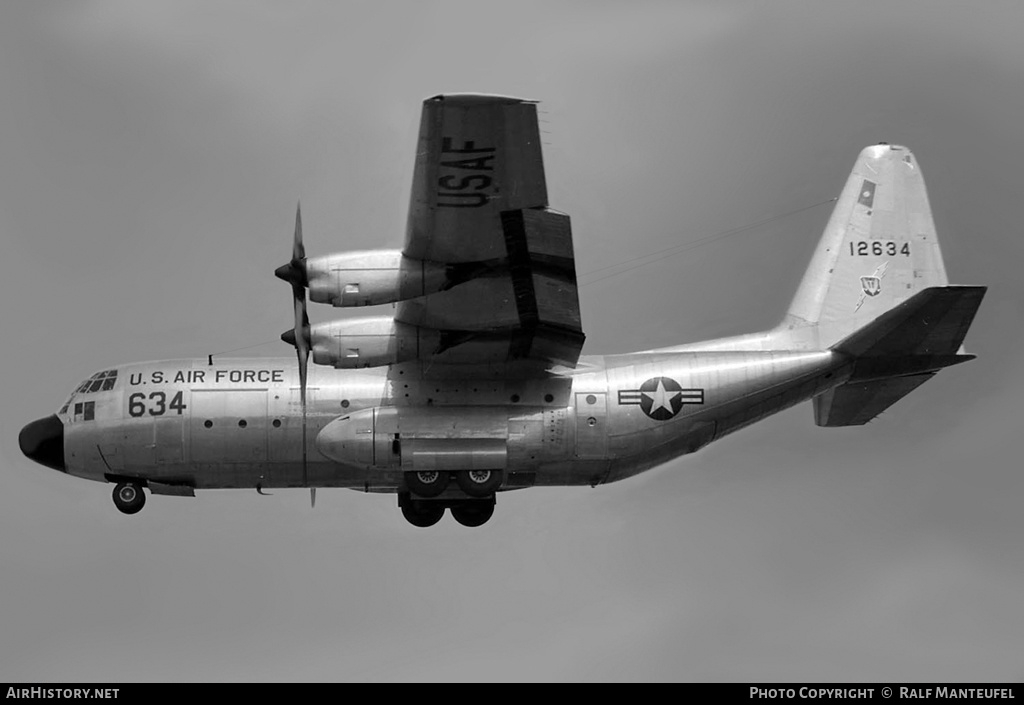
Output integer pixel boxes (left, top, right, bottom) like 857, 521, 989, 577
112, 482, 146, 515
400, 499, 445, 528
405, 470, 449, 498
455, 469, 502, 497
450, 502, 494, 528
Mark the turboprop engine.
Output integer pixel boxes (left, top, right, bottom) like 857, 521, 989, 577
279, 249, 453, 307
282, 316, 443, 369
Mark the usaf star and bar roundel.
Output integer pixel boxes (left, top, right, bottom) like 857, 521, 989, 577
618, 377, 704, 421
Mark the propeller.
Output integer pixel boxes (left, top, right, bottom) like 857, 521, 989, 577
277, 204, 312, 499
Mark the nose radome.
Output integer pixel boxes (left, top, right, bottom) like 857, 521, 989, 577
19, 415, 66, 472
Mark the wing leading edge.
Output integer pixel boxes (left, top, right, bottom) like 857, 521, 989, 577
395, 94, 585, 369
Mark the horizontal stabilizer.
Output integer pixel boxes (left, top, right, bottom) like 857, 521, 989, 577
816, 285, 985, 425
814, 373, 935, 426
833, 285, 986, 359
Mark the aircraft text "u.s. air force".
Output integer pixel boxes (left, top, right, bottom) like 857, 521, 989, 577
128, 369, 286, 386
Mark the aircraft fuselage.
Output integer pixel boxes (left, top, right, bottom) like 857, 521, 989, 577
52, 349, 849, 494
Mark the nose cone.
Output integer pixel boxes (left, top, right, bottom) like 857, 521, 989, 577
19, 415, 66, 472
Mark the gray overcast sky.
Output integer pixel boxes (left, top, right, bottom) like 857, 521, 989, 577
2, 0, 1023, 682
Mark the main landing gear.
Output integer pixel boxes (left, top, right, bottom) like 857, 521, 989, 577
400, 497, 446, 528
449, 501, 494, 527
112, 481, 146, 515
405, 470, 449, 498
399, 470, 501, 528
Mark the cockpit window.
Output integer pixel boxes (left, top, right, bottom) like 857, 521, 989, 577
74, 369, 119, 397
72, 401, 95, 422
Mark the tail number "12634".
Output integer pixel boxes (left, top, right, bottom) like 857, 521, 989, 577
128, 391, 187, 417
849, 241, 911, 256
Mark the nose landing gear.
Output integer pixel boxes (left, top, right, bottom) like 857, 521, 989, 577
112, 482, 146, 515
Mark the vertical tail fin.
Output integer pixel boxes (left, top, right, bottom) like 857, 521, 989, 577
782, 144, 950, 348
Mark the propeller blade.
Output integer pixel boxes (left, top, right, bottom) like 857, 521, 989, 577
275, 204, 308, 287
279, 203, 311, 491
291, 281, 310, 490
293, 294, 309, 407
310, 487, 316, 509
293, 202, 305, 262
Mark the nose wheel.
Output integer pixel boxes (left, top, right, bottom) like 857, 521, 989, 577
112, 482, 146, 515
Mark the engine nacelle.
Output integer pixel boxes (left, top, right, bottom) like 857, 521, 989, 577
304, 250, 449, 307
309, 316, 442, 369
316, 406, 509, 472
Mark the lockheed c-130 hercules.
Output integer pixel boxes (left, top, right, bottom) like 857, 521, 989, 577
19, 94, 986, 527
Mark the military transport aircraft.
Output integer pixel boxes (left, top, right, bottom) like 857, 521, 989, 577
19, 94, 986, 527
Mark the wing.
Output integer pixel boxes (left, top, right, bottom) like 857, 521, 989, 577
395, 94, 585, 369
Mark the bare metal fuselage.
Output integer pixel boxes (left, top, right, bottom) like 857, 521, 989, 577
61, 348, 848, 493
18, 131, 985, 527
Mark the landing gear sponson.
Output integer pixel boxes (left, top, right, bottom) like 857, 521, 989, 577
400, 470, 501, 527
